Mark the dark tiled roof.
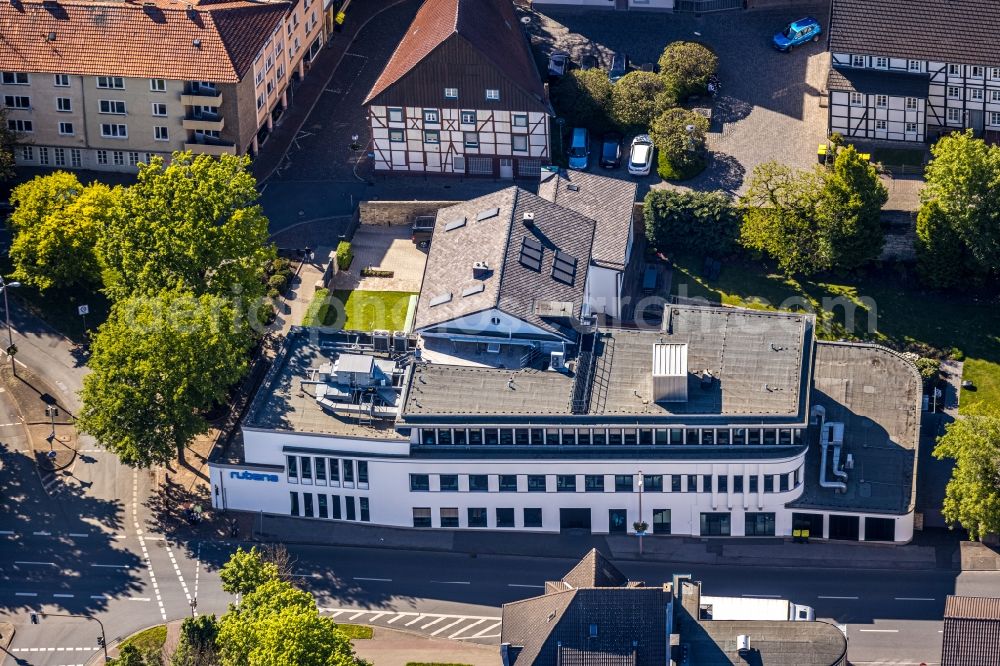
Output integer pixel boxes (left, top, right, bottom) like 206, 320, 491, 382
536, 170, 637, 270
942, 595, 1000, 666
0, 0, 286, 82
829, 0, 1000, 66
827, 68, 930, 98
364, 0, 546, 108
562, 549, 629, 589
413, 187, 596, 339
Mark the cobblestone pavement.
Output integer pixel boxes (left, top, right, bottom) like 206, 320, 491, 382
526, 2, 833, 195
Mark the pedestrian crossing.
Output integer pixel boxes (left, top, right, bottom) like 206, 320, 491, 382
319, 606, 503, 642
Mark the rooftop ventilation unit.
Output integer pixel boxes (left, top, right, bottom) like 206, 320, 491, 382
535, 300, 574, 319
737, 635, 750, 655
652, 343, 688, 403
522, 211, 535, 227
550, 351, 566, 372
700, 369, 714, 390
472, 261, 490, 279
193, 38, 202, 48
567, 183, 580, 192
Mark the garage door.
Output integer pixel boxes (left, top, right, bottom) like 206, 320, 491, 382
467, 156, 494, 176
560, 508, 591, 531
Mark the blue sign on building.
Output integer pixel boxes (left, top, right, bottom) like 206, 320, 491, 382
230, 470, 280, 483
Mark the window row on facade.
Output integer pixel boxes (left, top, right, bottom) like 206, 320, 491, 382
0, 71, 185, 90
842, 57, 1000, 80
7, 118, 173, 142
289, 491, 369, 522
388, 129, 532, 152
286, 455, 369, 488
4, 95, 218, 119
408, 470, 802, 494
417, 426, 804, 447
16, 145, 168, 168
386, 107, 526, 127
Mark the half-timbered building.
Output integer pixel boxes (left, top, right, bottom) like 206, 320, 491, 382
828, 0, 1000, 144
363, 0, 552, 178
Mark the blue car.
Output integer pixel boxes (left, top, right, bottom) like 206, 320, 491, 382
773, 17, 821, 52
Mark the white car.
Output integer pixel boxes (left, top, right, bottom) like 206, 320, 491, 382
547, 51, 569, 78
628, 135, 654, 176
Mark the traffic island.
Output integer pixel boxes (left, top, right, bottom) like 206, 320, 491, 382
0, 362, 79, 474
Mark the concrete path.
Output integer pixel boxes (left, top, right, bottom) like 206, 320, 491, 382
351, 626, 500, 666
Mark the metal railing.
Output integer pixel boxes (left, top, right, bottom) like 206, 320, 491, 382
674, 0, 742, 12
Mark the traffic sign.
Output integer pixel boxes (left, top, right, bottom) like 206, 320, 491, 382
77, 304, 89, 316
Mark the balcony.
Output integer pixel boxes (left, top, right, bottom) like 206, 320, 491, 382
184, 136, 236, 156
180, 91, 223, 106
182, 114, 225, 132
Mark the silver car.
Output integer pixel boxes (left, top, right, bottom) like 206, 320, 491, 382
628, 135, 654, 176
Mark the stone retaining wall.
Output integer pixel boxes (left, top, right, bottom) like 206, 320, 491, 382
358, 201, 460, 226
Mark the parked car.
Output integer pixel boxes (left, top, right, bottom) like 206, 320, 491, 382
567, 127, 590, 170
609, 52, 630, 83
548, 51, 569, 78
599, 132, 623, 168
411, 215, 435, 244
772, 17, 821, 52
628, 134, 654, 176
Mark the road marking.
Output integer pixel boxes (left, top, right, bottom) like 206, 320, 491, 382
894, 597, 936, 601
386, 614, 409, 624
421, 617, 445, 629
127, 597, 152, 602
348, 611, 367, 621
818, 595, 859, 600
53, 593, 74, 598
431, 580, 471, 585
68, 533, 89, 538
165, 541, 192, 604
508, 583, 544, 589
470, 621, 503, 638
405, 615, 425, 626
290, 572, 322, 578
741, 594, 781, 598
0, 530, 14, 535
12, 647, 95, 652
91, 564, 132, 569
15, 561, 56, 566
132, 469, 166, 621
353, 577, 392, 582
450, 618, 485, 639
368, 612, 388, 621
33, 531, 51, 536
15, 592, 37, 597
193, 541, 201, 617
431, 618, 466, 637
858, 629, 899, 633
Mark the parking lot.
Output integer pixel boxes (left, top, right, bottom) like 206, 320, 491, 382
525, 2, 832, 194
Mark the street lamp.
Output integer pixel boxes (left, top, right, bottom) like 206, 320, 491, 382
30, 611, 108, 662
0, 276, 19, 375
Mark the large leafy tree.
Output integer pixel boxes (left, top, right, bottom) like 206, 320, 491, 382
0, 108, 21, 182
644, 189, 740, 254
97, 151, 273, 305
78, 289, 250, 466
172, 615, 220, 666
650, 108, 709, 180
220, 546, 281, 597
8, 172, 115, 290
740, 161, 830, 275
550, 69, 614, 132
611, 71, 671, 131
916, 130, 1000, 287
823, 145, 888, 271
933, 404, 1000, 540
657, 41, 718, 102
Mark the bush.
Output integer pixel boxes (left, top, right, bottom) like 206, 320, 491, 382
335, 241, 353, 271
268, 273, 288, 292
611, 71, 672, 131
360, 267, 394, 278
550, 69, 614, 132
915, 357, 941, 391
658, 41, 718, 102
644, 190, 740, 254
651, 108, 709, 181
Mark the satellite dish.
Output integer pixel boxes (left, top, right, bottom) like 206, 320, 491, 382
520, 16, 531, 25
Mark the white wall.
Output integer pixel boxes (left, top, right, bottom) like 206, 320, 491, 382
418, 307, 567, 341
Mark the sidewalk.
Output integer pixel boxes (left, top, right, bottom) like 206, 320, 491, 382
252, 0, 412, 183
240, 510, 963, 572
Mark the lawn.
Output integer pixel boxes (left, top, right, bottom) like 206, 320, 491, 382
667, 253, 1000, 412
121, 624, 167, 653
336, 624, 374, 640
302, 288, 416, 332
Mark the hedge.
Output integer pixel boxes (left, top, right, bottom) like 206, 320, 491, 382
336, 241, 353, 271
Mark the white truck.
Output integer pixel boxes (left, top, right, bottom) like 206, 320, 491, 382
700, 595, 816, 622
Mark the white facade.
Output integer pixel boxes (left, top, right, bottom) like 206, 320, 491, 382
370, 106, 550, 177
829, 53, 1000, 143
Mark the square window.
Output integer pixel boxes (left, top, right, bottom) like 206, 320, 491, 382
410, 474, 429, 491
643, 475, 663, 492
948, 108, 962, 123
20, 146, 32, 161
496, 508, 515, 528
556, 475, 576, 492
875, 94, 888, 108
905, 97, 917, 110
389, 129, 404, 143
992, 68, 1000, 80
56, 97, 71, 112
154, 126, 169, 141
464, 132, 479, 148
439, 474, 459, 492
58, 122, 74, 135
150, 78, 166, 92
469, 474, 489, 492
948, 86, 961, 99
485, 89, 500, 100
948, 64, 961, 76
972, 66, 984, 78
461, 110, 476, 125
424, 130, 440, 144
971, 88, 984, 101
527, 475, 546, 492
423, 109, 439, 123
513, 114, 528, 128
468, 507, 487, 527
440, 507, 459, 528
849, 92, 863, 106
113, 150, 124, 166
54, 74, 70, 87
907, 60, 921, 72
851, 55, 865, 68
874, 56, 888, 69
614, 475, 633, 492
523, 508, 542, 527
388, 107, 404, 122
96, 149, 108, 166
152, 102, 167, 117
512, 134, 528, 152
745, 512, 776, 536
499, 475, 517, 492
700, 512, 731, 536
412, 507, 432, 528
444, 87, 458, 99
992, 111, 1000, 126
991, 90, 1000, 102
585, 475, 604, 492
875, 119, 887, 130
653, 509, 671, 534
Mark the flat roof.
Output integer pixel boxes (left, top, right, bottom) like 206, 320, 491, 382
687, 620, 848, 666
242, 328, 411, 440
402, 306, 812, 423
791, 342, 922, 515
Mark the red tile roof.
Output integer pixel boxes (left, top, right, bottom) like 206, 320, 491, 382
0, 0, 288, 83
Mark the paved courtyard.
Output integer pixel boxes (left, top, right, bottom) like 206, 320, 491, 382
331, 225, 427, 293
526, 2, 833, 195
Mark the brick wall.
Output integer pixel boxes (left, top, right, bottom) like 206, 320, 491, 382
358, 201, 461, 226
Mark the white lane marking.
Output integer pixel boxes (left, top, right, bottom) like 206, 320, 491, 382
818, 595, 859, 600
32, 531, 51, 536
329, 610, 347, 618
741, 594, 781, 598
470, 621, 503, 638
508, 583, 544, 589
12, 647, 95, 652
449, 618, 485, 639
431, 580, 471, 585
132, 469, 166, 621
386, 614, 409, 624
15, 561, 56, 566
165, 541, 192, 603
15, 592, 37, 597
53, 593, 74, 598
348, 611, 367, 621
894, 597, 936, 601
0, 530, 14, 535
127, 597, 152, 602
420, 617, 445, 629
353, 577, 392, 582
68, 533, 89, 538
430, 618, 466, 637
193, 541, 201, 617
405, 615, 426, 626
290, 573, 322, 578
91, 564, 132, 569
368, 612, 388, 621
858, 629, 899, 633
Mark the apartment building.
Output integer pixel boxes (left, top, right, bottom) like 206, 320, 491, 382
828, 0, 1000, 143
0, 0, 325, 173
364, 0, 552, 178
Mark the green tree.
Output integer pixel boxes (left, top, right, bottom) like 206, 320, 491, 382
550, 69, 614, 131
8, 173, 115, 290
610, 71, 671, 131
171, 615, 219, 666
650, 108, 709, 180
740, 161, 830, 275
109, 644, 158, 666
657, 41, 718, 102
78, 289, 250, 466
916, 130, 1000, 287
97, 151, 274, 305
220, 547, 280, 597
0, 108, 22, 183
643, 189, 740, 254
933, 404, 1000, 540
823, 145, 888, 271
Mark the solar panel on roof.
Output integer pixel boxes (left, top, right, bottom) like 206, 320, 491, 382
476, 207, 500, 221
552, 250, 577, 285
444, 217, 467, 232
429, 292, 452, 307
462, 283, 485, 297
519, 236, 543, 271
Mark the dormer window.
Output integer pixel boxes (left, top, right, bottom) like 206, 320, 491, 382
444, 87, 458, 99
949, 64, 962, 76
851, 55, 865, 68
485, 89, 500, 100
908, 60, 921, 72
874, 56, 888, 69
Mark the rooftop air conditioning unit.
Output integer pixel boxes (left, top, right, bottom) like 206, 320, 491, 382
472, 261, 490, 279
550, 351, 566, 372
737, 635, 750, 655
523, 212, 535, 227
